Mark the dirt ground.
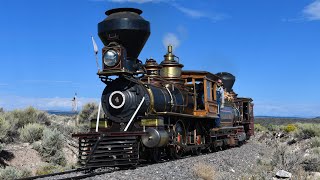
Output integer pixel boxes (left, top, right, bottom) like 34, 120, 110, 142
4, 142, 78, 175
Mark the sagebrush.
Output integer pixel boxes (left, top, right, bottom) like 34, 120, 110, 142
19, 123, 44, 143
0, 166, 31, 179
0, 116, 9, 142
37, 128, 66, 166
78, 103, 98, 124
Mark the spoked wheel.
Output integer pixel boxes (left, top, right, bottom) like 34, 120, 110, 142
170, 145, 184, 159
170, 121, 186, 159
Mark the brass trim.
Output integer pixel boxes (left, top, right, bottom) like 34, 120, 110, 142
155, 112, 218, 119
146, 87, 155, 113
90, 120, 108, 128
141, 119, 164, 126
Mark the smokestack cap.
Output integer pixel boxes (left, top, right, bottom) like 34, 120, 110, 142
98, 8, 150, 59
105, 8, 142, 15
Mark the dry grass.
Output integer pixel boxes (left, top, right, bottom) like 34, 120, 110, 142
193, 162, 215, 180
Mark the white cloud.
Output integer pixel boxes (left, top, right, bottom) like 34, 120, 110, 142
303, 0, 320, 20
172, 3, 228, 22
162, 33, 180, 50
102, 0, 227, 21
172, 4, 205, 18
0, 96, 98, 111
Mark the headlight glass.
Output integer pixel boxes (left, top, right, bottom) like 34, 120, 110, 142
103, 50, 118, 67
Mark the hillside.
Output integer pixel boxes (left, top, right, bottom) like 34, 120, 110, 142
255, 117, 320, 127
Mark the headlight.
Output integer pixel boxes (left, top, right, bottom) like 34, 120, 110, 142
103, 50, 119, 67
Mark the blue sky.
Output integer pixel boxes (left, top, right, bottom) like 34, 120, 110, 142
0, 0, 320, 117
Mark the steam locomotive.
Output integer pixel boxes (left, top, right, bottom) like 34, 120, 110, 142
72, 8, 254, 168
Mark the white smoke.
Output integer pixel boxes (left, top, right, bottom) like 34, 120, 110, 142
162, 33, 180, 50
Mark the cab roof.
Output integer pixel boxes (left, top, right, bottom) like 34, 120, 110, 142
181, 70, 220, 81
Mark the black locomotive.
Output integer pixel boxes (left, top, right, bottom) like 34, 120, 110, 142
73, 8, 254, 168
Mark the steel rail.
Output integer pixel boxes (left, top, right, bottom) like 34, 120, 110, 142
17, 168, 89, 180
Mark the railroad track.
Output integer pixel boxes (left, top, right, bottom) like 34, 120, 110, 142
17, 167, 121, 180
17, 150, 213, 180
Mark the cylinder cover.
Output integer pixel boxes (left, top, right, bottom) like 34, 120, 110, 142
141, 128, 169, 148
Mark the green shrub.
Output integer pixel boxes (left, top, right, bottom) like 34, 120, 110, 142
19, 123, 44, 143
36, 111, 51, 126
9, 107, 38, 128
312, 147, 320, 154
78, 103, 98, 124
32, 141, 41, 152
254, 124, 267, 132
35, 164, 62, 175
283, 124, 297, 133
0, 166, 31, 179
295, 123, 320, 139
310, 137, 320, 148
77, 123, 90, 133
266, 124, 280, 132
302, 155, 320, 172
38, 128, 66, 166
0, 116, 9, 142
50, 123, 77, 138
3, 107, 52, 142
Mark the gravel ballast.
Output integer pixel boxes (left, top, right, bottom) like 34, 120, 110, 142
83, 140, 271, 180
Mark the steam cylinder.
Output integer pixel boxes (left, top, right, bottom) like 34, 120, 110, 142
98, 8, 150, 59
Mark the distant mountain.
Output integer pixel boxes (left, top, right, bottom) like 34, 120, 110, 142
254, 116, 320, 126
255, 116, 304, 119
46, 110, 77, 116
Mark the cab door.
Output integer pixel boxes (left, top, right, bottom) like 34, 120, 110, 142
204, 79, 218, 116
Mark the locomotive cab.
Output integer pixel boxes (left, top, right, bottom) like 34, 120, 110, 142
182, 71, 220, 117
